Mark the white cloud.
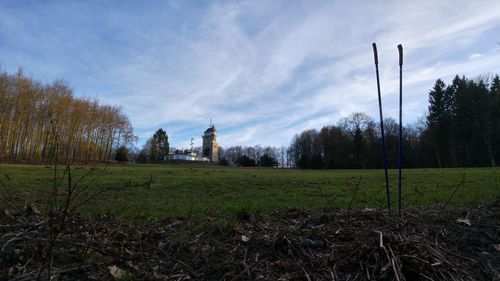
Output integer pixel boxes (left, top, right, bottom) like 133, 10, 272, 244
469, 53, 482, 59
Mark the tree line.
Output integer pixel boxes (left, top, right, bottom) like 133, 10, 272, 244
0, 69, 136, 163
290, 74, 500, 169
219, 145, 288, 167
426, 74, 500, 167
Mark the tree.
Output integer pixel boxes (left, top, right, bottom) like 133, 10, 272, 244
0, 68, 135, 163
491, 75, 500, 95
136, 148, 148, 163
490, 75, 500, 162
279, 146, 286, 167
153, 128, 169, 160
236, 155, 256, 167
259, 153, 278, 167
291, 129, 319, 168
219, 157, 229, 166
427, 79, 448, 167
115, 146, 129, 162
145, 137, 159, 162
472, 76, 495, 166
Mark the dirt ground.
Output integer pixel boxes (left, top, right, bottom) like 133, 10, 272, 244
1, 200, 499, 280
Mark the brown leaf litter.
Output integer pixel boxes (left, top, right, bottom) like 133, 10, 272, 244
1, 200, 499, 280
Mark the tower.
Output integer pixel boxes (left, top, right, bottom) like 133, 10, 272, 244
202, 123, 218, 162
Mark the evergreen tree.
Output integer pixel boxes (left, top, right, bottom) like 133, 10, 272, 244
115, 146, 129, 162
153, 128, 169, 160
491, 75, 500, 162
472, 77, 495, 166
136, 148, 148, 163
259, 153, 278, 167
219, 157, 229, 166
236, 155, 256, 167
491, 75, 500, 95
427, 79, 447, 167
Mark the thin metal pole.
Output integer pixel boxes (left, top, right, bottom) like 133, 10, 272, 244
397, 44, 403, 213
372, 42, 391, 211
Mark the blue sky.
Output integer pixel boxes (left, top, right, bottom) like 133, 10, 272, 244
1, 0, 500, 149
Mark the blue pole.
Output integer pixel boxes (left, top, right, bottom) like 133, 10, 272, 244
397, 44, 403, 213
372, 43, 391, 211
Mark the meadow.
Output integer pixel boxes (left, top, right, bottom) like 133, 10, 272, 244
1, 163, 499, 219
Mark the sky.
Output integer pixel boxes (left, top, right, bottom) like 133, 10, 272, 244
1, 0, 500, 149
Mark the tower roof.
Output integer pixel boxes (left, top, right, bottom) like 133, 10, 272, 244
204, 125, 216, 134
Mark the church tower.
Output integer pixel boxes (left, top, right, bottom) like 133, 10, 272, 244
202, 123, 218, 162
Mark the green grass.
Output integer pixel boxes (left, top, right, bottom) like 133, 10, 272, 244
0, 163, 499, 219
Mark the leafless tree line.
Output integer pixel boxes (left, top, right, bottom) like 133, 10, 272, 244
0, 68, 136, 163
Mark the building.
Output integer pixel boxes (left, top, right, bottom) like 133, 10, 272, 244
165, 150, 210, 162
163, 123, 219, 163
202, 124, 218, 162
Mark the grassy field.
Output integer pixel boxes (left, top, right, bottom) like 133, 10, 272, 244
0, 163, 499, 219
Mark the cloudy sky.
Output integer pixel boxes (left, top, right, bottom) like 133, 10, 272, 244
1, 1, 500, 149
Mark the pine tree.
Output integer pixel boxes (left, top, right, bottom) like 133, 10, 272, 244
153, 128, 169, 160
426, 79, 447, 167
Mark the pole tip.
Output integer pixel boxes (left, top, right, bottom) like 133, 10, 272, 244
372, 43, 378, 65
397, 44, 403, 66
